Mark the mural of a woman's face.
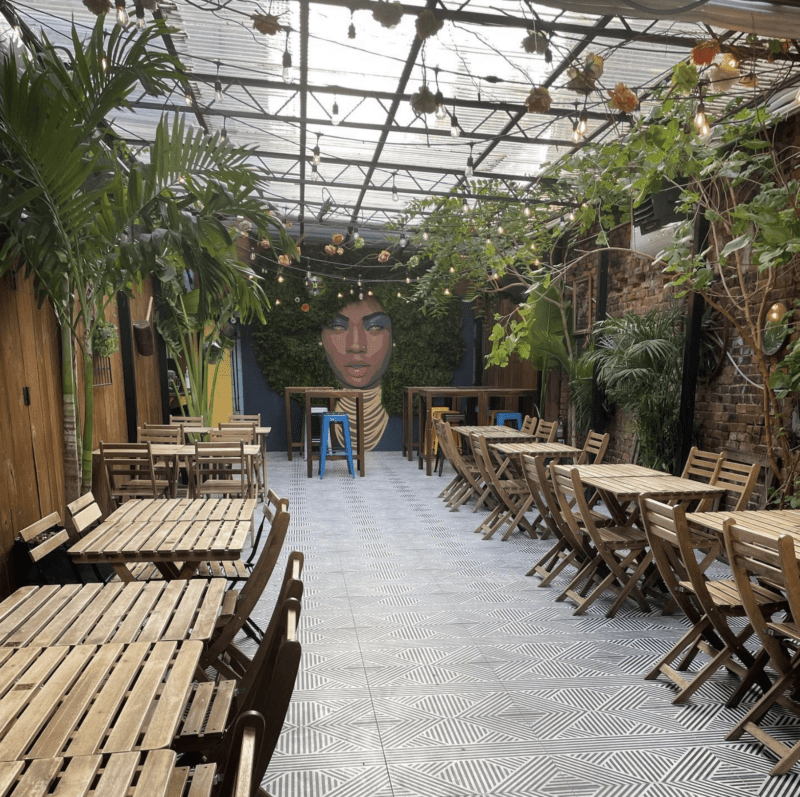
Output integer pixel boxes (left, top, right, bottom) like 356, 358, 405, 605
321, 297, 393, 389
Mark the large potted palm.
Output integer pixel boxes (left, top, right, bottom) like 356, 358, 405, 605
0, 17, 293, 499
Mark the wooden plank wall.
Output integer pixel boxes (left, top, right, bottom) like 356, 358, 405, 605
0, 272, 165, 597
0, 273, 65, 595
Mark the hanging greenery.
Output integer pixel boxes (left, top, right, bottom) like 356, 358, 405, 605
250, 250, 464, 417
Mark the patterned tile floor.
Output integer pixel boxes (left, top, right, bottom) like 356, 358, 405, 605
248, 452, 800, 797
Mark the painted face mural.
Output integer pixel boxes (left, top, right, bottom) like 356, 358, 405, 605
321, 297, 393, 389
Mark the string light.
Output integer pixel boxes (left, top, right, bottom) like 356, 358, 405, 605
444, 287, 451, 295
275, 299, 281, 305
353, 226, 361, 240
348, 8, 356, 38
434, 67, 446, 120
462, 195, 469, 214
311, 163, 319, 181
524, 204, 531, 218
449, 265, 455, 273
115, 0, 128, 27
497, 222, 505, 235
331, 97, 340, 126
282, 32, 292, 84
399, 229, 408, 248
406, 276, 411, 284
220, 118, 228, 140
578, 110, 588, 136
530, 241, 536, 251
135, 4, 145, 30
450, 107, 461, 138
250, 246, 256, 261
312, 133, 321, 165
338, 292, 344, 298
423, 227, 430, 241
465, 142, 474, 178
694, 99, 709, 136
214, 61, 223, 102
184, 91, 193, 107
392, 173, 399, 202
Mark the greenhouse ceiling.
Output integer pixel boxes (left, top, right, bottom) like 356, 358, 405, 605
4, 0, 800, 241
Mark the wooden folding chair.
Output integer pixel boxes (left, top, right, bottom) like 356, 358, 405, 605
230, 413, 262, 425
575, 430, 610, 465
522, 454, 595, 587
138, 425, 182, 445
437, 421, 487, 512
194, 441, 251, 498
680, 446, 724, 483
723, 522, 800, 773
472, 435, 536, 541
533, 419, 558, 442
521, 415, 538, 435
212, 425, 264, 498
100, 441, 171, 506
171, 415, 203, 425
217, 711, 266, 797
697, 459, 760, 512
640, 497, 781, 706
432, 417, 466, 504
15, 512, 82, 585
550, 464, 652, 617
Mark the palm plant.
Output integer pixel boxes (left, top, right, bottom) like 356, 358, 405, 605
0, 18, 292, 498
587, 306, 685, 471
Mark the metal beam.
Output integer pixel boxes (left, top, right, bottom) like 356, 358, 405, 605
299, 0, 309, 234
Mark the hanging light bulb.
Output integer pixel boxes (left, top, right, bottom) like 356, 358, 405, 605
101, 51, 108, 71
399, 229, 408, 248
423, 227, 430, 241
497, 223, 505, 235
214, 62, 223, 102
348, 9, 356, 39
444, 288, 451, 295
282, 35, 292, 84
392, 173, 399, 202
115, 0, 128, 27
357, 275, 362, 288
312, 132, 321, 165
567, 210, 575, 221
450, 108, 461, 138
530, 241, 536, 251
578, 110, 588, 136
486, 234, 491, 246
449, 265, 455, 273
275, 298, 281, 305
694, 99, 710, 136
311, 163, 319, 181
462, 195, 469, 214
524, 203, 531, 218
406, 276, 411, 284
434, 89, 446, 120
338, 292, 344, 298
135, 4, 145, 30
250, 246, 256, 261
184, 91, 193, 107
220, 120, 228, 140
353, 226, 361, 240
571, 118, 582, 144
465, 143, 474, 178
331, 98, 340, 126
397, 291, 402, 298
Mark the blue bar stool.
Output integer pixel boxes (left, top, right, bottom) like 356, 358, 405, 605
319, 413, 355, 478
495, 411, 522, 430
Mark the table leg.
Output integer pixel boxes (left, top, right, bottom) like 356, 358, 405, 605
357, 393, 365, 476
306, 399, 313, 478
285, 389, 293, 461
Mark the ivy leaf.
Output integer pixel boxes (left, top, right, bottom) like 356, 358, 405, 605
720, 233, 751, 257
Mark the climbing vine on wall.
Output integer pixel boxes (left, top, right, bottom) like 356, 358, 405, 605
250, 264, 465, 417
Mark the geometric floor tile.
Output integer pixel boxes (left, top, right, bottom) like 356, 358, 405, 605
254, 452, 800, 797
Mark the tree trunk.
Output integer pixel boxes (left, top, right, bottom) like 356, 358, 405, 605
61, 320, 81, 505
80, 333, 94, 494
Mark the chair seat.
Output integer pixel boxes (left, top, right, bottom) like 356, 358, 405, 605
595, 526, 648, 548
678, 578, 785, 612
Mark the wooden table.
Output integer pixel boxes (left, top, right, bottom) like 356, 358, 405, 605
0, 750, 216, 797
688, 509, 800, 538
555, 464, 728, 526
68, 498, 254, 581
294, 388, 366, 477
407, 387, 538, 473
491, 441, 580, 459
0, 580, 229, 648
0, 640, 205, 760
284, 386, 334, 461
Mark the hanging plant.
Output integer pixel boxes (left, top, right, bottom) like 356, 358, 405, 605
691, 39, 720, 65
416, 9, 443, 40
522, 30, 548, 55
83, 0, 112, 15
92, 320, 119, 358
565, 52, 604, 94
411, 84, 436, 115
525, 86, 551, 114
372, 1, 403, 29
608, 82, 638, 113
251, 13, 282, 35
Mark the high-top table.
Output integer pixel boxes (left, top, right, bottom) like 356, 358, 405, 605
284, 388, 366, 477
68, 498, 254, 581
284, 386, 334, 461
0, 580, 229, 648
407, 387, 538, 475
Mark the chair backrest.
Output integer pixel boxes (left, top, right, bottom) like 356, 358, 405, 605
18, 512, 70, 564
229, 413, 261, 425
576, 430, 610, 466
521, 415, 537, 435
171, 415, 203, 425
698, 459, 760, 512
520, 454, 572, 543
722, 520, 793, 674
100, 442, 159, 499
549, 464, 603, 547
218, 711, 265, 797
680, 446, 724, 483
65, 492, 104, 541
638, 496, 704, 622
533, 419, 557, 442
138, 425, 182, 445
211, 425, 257, 444
262, 488, 289, 527
194, 441, 248, 496
437, 420, 481, 492
200, 509, 293, 673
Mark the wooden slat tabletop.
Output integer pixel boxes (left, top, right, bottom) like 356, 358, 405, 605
0, 749, 215, 797
0, 640, 203, 761
688, 509, 800, 536
565, 463, 666, 479
0, 581, 228, 649
559, 470, 728, 501
452, 426, 534, 438
491, 442, 580, 457
68, 499, 255, 567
